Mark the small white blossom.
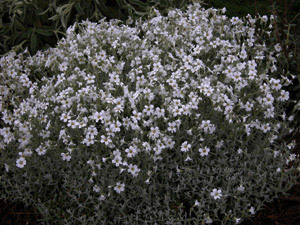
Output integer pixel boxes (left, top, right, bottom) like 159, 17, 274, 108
114, 182, 125, 193
210, 188, 222, 200
127, 164, 140, 177
237, 185, 245, 193
193, 200, 200, 207
16, 157, 26, 168
61, 152, 71, 161
148, 126, 160, 140
199, 146, 210, 157
181, 141, 191, 152
249, 206, 255, 215
93, 185, 100, 193
36, 146, 47, 156
3, 163, 9, 172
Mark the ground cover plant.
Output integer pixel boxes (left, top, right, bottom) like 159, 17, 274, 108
1, 2, 300, 224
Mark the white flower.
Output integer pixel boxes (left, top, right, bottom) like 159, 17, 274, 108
122, 117, 131, 128
128, 164, 140, 177
200, 120, 215, 134
143, 105, 154, 116
131, 110, 142, 121
261, 123, 271, 133
82, 136, 95, 146
16, 157, 26, 168
20, 75, 32, 88
274, 43, 281, 52
93, 185, 100, 193
263, 93, 274, 105
67, 120, 79, 129
36, 146, 47, 156
125, 145, 138, 158
244, 101, 253, 112
61, 152, 71, 161
59, 62, 68, 71
145, 178, 150, 184
167, 121, 177, 133
4, 163, 9, 172
114, 182, 125, 193
112, 155, 122, 167
99, 194, 106, 201
237, 185, 245, 192
193, 200, 200, 207
210, 188, 222, 200
181, 141, 191, 152
270, 78, 282, 91
110, 121, 122, 133
249, 206, 255, 215
100, 135, 112, 146
230, 17, 241, 25
216, 140, 224, 149
148, 126, 160, 140
204, 214, 213, 224
154, 107, 165, 118
234, 217, 241, 224
289, 153, 297, 161
92, 111, 104, 123
185, 155, 192, 161
86, 126, 98, 137
278, 90, 289, 101
199, 146, 210, 157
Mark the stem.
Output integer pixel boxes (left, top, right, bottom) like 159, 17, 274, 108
286, 24, 290, 46
290, 12, 300, 24
284, 0, 288, 25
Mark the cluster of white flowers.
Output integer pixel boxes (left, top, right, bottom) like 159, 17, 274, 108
0, 3, 299, 224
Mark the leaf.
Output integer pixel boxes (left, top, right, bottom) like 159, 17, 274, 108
37, 6, 51, 16
30, 32, 37, 53
127, 0, 149, 8
13, 29, 32, 44
36, 28, 53, 36
74, 1, 84, 15
48, 14, 59, 21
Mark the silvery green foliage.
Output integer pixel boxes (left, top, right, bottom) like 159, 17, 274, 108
0, 3, 299, 224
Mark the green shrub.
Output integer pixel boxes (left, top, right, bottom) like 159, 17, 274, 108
1, 3, 300, 224
0, 0, 192, 55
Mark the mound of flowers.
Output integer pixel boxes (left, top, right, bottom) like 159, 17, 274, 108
0, 3, 299, 224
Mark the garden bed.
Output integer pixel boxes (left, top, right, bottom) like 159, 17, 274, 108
1, 3, 299, 224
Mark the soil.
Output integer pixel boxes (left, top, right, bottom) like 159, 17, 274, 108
1, 133, 300, 225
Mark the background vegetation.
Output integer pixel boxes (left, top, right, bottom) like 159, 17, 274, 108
0, 0, 193, 55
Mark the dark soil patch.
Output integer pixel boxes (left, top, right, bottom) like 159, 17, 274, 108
0, 199, 42, 225
242, 181, 300, 225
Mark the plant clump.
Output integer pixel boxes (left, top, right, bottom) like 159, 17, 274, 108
0, 3, 299, 224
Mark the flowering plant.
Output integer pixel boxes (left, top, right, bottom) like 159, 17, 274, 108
0, 3, 299, 224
